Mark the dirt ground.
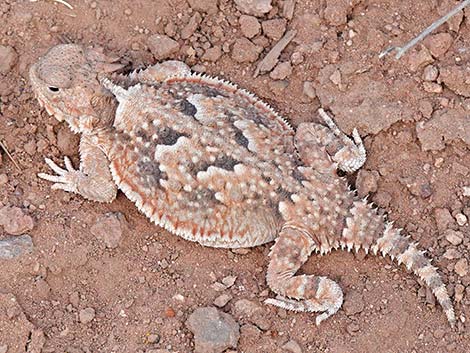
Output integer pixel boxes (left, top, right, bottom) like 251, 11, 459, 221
1, 0, 470, 352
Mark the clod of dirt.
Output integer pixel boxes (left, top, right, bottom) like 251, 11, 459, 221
213, 293, 233, 307
302, 81, 316, 100
454, 258, 469, 277
0, 235, 33, 259
324, 0, 350, 26
239, 15, 261, 39
186, 307, 240, 353
407, 47, 434, 72
181, 12, 202, 40
425, 33, 453, 58
282, 339, 303, 353
147, 34, 180, 60
342, 291, 365, 316
202, 46, 222, 62
434, 208, 456, 233
356, 170, 379, 198
231, 38, 262, 63
262, 19, 287, 41
269, 61, 292, 80
79, 307, 96, 324
439, 65, 470, 97
422, 82, 443, 94
422, 65, 439, 82
0, 45, 17, 74
90, 212, 124, 249
234, 0, 272, 17
57, 125, 80, 156
233, 299, 270, 330
0, 206, 34, 235
187, 0, 219, 14
416, 109, 470, 151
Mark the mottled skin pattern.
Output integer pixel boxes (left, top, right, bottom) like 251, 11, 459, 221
30, 44, 455, 326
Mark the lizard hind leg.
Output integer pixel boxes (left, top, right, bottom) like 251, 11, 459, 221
265, 226, 343, 325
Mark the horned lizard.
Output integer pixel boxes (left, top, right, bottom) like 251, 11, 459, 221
30, 44, 455, 326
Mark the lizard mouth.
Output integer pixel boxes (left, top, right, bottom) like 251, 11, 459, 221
35, 95, 65, 122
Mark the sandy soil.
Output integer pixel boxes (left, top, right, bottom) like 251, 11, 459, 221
0, 0, 470, 352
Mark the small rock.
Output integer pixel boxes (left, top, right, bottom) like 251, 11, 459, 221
454, 259, 469, 277
329, 69, 342, 86
0, 46, 18, 73
202, 46, 222, 62
282, 339, 302, 353
187, 0, 219, 14
343, 291, 365, 316
233, 299, 270, 330
147, 333, 160, 344
221, 275, 237, 288
422, 82, 443, 94
444, 229, 463, 246
0, 235, 33, 259
235, 0, 272, 17
433, 328, 445, 339
269, 61, 292, 80
324, 0, 350, 26
454, 284, 465, 303
346, 322, 360, 334
422, 65, 439, 81
426, 33, 453, 58
181, 12, 202, 40
0, 174, 7, 186
262, 19, 287, 41
434, 208, 456, 233
356, 170, 379, 198
57, 125, 79, 156
239, 15, 261, 39
439, 65, 470, 97
455, 213, 467, 226
90, 212, 124, 249
291, 51, 304, 65
79, 307, 95, 324
214, 294, 233, 307
231, 38, 261, 63
147, 34, 180, 60
443, 248, 461, 260
302, 81, 316, 100
408, 47, 434, 72
186, 307, 239, 353
0, 206, 34, 235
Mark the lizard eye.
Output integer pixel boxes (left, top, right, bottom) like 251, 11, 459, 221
48, 86, 60, 92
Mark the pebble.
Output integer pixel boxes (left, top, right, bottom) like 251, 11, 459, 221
262, 19, 287, 41
455, 213, 467, 226
269, 61, 292, 80
443, 248, 461, 260
231, 38, 261, 63
324, 0, 349, 26
0, 45, 17, 74
422, 65, 439, 81
282, 339, 302, 353
439, 65, 470, 98
426, 33, 453, 58
233, 299, 270, 330
221, 275, 237, 288
0, 234, 33, 259
342, 291, 365, 316
186, 307, 239, 353
213, 293, 233, 307
90, 212, 124, 249
239, 15, 261, 39
147, 34, 180, 60
302, 81, 316, 100
147, 333, 160, 344
79, 307, 96, 324
454, 258, 469, 277
234, 0, 272, 16
422, 82, 443, 94
356, 169, 379, 198
0, 206, 34, 235
454, 284, 465, 303
444, 229, 463, 246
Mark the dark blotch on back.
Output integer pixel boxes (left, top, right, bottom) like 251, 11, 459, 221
292, 168, 307, 183
275, 186, 293, 200
137, 160, 167, 187
196, 155, 240, 173
234, 129, 249, 148
157, 127, 188, 146
178, 99, 197, 117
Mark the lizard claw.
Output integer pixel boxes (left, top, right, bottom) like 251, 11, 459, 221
38, 157, 81, 193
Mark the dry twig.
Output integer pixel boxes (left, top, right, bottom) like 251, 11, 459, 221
30, 0, 74, 10
0, 140, 21, 171
380, 0, 470, 59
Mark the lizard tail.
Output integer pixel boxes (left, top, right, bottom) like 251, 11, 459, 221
341, 198, 456, 327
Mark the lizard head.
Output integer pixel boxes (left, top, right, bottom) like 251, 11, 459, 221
30, 44, 125, 133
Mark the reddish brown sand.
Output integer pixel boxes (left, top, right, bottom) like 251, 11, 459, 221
0, 0, 469, 352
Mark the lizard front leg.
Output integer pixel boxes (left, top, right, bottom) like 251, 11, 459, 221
38, 134, 117, 203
